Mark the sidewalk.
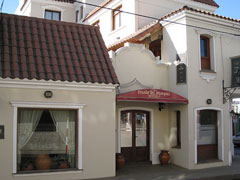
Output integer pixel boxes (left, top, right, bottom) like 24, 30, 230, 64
95, 156, 240, 180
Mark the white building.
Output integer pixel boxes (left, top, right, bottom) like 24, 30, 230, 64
13, 0, 240, 177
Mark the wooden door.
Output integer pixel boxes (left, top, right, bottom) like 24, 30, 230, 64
120, 110, 150, 162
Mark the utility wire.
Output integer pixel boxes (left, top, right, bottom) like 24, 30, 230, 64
75, 0, 240, 37
0, 0, 4, 12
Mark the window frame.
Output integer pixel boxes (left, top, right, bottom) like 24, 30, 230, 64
112, 5, 122, 31
11, 102, 84, 174
76, 10, 79, 23
79, 5, 84, 20
44, 9, 61, 21
200, 35, 211, 70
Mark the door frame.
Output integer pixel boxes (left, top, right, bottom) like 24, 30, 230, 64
194, 107, 224, 164
118, 107, 154, 163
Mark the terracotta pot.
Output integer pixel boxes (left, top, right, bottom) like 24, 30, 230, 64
116, 153, 125, 169
35, 154, 52, 170
58, 161, 69, 169
159, 150, 170, 165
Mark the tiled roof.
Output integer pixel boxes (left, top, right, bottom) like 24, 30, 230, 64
84, 0, 219, 22
108, 21, 162, 51
192, 0, 219, 7
0, 13, 118, 84
108, 6, 240, 51
53, 0, 75, 3
160, 6, 240, 23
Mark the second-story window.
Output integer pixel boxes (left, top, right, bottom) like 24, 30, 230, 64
200, 35, 210, 70
112, 5, 122, 31
149, 39, 161, 58
76, 10, 79, 22
45, 10, 61, 21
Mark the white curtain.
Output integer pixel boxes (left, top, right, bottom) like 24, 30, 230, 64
17, 109, 43, 165
49, 110, 76, 167
18, 109, 43, 149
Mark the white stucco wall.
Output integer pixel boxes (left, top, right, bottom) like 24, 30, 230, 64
161, 10, 240, 169
0, 79, 117, 180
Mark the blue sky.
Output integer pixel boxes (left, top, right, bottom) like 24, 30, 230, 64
1, 0, 240, 20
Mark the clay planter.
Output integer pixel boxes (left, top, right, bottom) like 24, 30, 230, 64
35, 154, 52, 170
58, 161, 69, 169
116, 153, 125, 169
159, 150, 170, 165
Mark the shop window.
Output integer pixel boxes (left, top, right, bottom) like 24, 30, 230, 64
200, 35, 210, 70
112, 5, 122, 31
149, 39, 161, 58
17, 108, 77, 172
45, 10, 61, 21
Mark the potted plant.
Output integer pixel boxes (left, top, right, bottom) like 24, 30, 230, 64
159, 150, 170, 165
116, 153, 125, 169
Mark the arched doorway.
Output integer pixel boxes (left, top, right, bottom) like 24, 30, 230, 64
120, 110, 150, 162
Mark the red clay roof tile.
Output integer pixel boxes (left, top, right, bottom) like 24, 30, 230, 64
0, 13, 118, 84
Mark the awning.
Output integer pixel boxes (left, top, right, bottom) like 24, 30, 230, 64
117, 89, 188, 104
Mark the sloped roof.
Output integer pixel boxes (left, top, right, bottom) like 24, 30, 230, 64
192, 0, 219, 7
108, 6, 240, 51
108, 20, 161, 51
53, 0, 75, 3
0, 13, 118, 84
84, 0, 219, 21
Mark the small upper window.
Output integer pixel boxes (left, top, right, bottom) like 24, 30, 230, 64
45, 10, 61, 21
112, 5, 122, 31
76, 10, 79, 22
200, 35, 210, 70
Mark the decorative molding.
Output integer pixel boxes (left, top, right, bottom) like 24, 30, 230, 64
199, 71, 216, 82
0, 78, 117, 92
120, 78, 153, 89
11, 101, 86, 109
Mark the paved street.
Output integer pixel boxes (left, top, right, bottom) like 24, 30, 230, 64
93, 147, 240, 180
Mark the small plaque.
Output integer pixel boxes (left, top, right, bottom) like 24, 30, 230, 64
177, 63, 186, 84
0, 125, 4, 139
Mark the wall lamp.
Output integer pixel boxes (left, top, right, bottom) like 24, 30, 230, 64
158, 103, 165, 111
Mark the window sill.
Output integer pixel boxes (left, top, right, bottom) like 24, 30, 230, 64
200, 69, 216, 74
109, 25, 126, 36
13, 169, 83, 177
172, 145, 181, 149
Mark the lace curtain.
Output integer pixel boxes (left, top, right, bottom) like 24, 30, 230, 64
17, 109, 43, 165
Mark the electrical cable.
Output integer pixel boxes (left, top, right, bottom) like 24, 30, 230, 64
0, 0, 4, 12
74, 0, 240, 37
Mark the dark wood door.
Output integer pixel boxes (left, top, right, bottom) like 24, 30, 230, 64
197, 110, 218, 162
120, 110, 150, 162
